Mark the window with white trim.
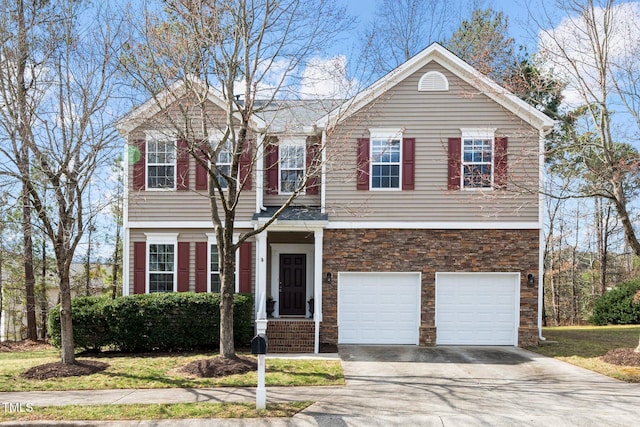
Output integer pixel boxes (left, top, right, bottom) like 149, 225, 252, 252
215, 140, 232, 189
370, 129, 402, 189
461, 129, 495, 189
148, 243, 175, 293
210, 244, 221, 292
279, 139, 305, 194
147, 139, 175, 189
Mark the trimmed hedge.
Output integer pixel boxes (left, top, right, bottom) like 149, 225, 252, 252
48, 292, 254, 352
589, 278, 640, 325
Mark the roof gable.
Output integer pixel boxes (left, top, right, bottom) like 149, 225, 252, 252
116, 76, 266, 135
316, 43, 555, 132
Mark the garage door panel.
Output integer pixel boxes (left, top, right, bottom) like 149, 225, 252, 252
338, 273, 420, 345
436, 273, 519, 346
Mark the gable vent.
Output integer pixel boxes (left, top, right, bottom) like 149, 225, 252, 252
418, 71, 449, 92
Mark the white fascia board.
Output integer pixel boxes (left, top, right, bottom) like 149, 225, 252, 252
326, 221, 541, 230
127, 221, 254, 229
316, 43, 555, 133
252, 220, 328, 231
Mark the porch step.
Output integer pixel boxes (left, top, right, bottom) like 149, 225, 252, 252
266, 319, 315, 353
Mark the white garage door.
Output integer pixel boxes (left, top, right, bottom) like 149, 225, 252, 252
338, 272, 421, 344
436, 273, 519, 345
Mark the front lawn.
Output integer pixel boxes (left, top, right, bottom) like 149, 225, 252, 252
0, 349, 344, 392
529, 325, 640, 382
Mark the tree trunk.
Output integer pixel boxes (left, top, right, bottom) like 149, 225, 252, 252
218, 227, 236, 359
22, 186, 37, 341
58, 266, 75, 364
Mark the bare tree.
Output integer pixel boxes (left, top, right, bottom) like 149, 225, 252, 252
360, 0, 460, 78
120, 0, 353, 359
0, 1, 124, 363
537, 0, 640, 257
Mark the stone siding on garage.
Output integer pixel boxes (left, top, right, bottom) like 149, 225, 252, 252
321, 229, 539, 347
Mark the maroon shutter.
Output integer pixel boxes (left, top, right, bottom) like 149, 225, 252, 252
195, 242, 208, 293
176, 139, 189, 190
177, 242, 190, 292
357, 138, 370, 190
494, 137, 508, 189
447, 138, 462, 190
402, 138, 415, 190
196, 141, 208, 191
266, 142, 279, 195
133, 242, 146, 294
133, 139, 146, 191
239, 242, 252, 293
240, 139, 253, 190
306, 142, 319, 195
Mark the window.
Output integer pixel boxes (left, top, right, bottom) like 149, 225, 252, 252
215, 141, 232, 189
148, 243, 175, 293
370, 129, 402, 189
461, 129, 495, 189
210, 244, 221, 292
147, 139, 175, 189
279, 139, 305, 194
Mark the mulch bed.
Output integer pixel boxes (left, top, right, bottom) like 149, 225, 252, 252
178, 355, 257, 378
21, 360, 109, 380
601, 348, 640, 367
0, 340, 54, 353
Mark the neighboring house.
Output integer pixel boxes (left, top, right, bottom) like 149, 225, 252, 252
117, 43, 554, 353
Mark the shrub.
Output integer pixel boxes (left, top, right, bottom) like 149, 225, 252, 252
47, 296, 111, 351
589, 278, 640, 325
48, 292, 254, 352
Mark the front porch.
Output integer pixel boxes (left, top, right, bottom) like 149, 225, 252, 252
253, 209, 326, 353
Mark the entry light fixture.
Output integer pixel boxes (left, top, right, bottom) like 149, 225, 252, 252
326, 272, 332, 283
527, 274, 535, 285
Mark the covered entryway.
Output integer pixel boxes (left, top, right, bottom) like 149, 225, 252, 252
338, 272, 421, 344
435, 272, 519, 345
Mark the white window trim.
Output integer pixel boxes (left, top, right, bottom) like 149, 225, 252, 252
278, 137, 307, 195
369, 128, 403, 191
460, 128, 496, 191
144, 233, 179, 293
207, 233, 240, 293
145, 131, 176, 191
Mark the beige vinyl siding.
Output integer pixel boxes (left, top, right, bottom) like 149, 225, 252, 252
128, 229, 255, 295
126, 98, 256, 223
325, 62, 541, 223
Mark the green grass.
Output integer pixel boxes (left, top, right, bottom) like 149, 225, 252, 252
529, 325, 640, 382
0, 350, 344, 392
0, 402, 312, 422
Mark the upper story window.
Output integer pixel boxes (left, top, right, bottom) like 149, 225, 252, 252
147, 138, 175, 189
215, 140, 233, 190
461, 129, 495, 190
370, 129, 402, 190
279, 138, 306, 194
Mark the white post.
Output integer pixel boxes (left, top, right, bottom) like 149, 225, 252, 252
255, 318, 267, 410
313, 229, 323, 354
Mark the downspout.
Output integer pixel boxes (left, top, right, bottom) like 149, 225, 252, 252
321, 129, 327, 214
538, 127, 547, 342
122, 140, 131, 296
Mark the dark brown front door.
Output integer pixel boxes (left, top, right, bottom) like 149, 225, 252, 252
279, 254, 306, 315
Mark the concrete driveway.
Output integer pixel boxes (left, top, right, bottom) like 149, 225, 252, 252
297, 345, 640, 426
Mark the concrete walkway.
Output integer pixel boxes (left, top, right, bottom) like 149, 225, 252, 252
2, 347, 640, 426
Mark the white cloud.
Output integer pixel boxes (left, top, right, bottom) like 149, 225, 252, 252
299, 56, 357, 99
537, 2, 640, 109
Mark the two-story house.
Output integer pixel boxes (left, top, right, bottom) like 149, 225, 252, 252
117, 43, 554, 353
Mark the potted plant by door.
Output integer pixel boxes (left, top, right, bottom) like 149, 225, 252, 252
308, 298, 314, 317
266, 296, 276, 318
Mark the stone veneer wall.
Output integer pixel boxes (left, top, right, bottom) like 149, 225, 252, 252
321, 229, 539, 347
